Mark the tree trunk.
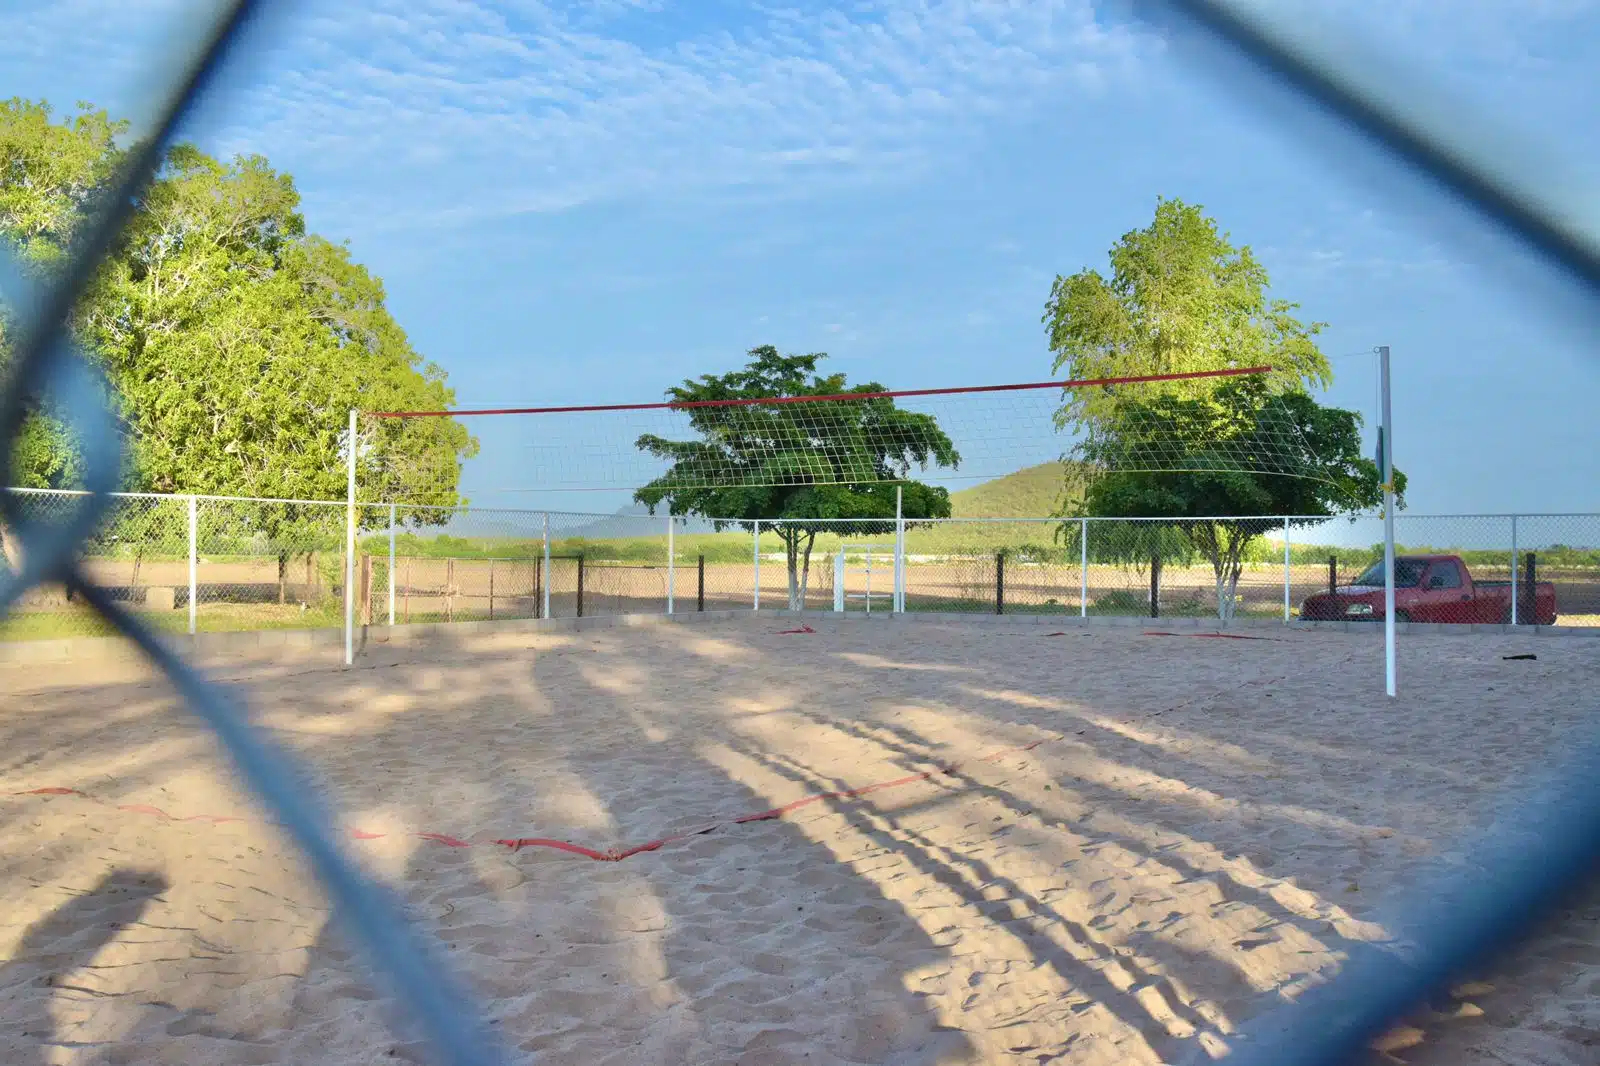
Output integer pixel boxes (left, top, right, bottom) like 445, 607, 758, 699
799, 532, 816, 609
785, 534, 802, 611
278, 551, 289, 604
1149, 554, 1161, 618
1214, 554, 1244, 621
1224, 566, 1243, 621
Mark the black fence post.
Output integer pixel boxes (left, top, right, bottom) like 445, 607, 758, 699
1150, 556, 1161, 619
697, 555, 705, 612
1522, 551, 1537, 623
1329, 554, 1337, 595
576, 554, 585, 618
995, 552, 1005, 615
534, 556, 543, 619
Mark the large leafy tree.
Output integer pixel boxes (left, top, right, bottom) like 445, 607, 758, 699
1043, 196, 1332, 427
1044, 197, 1382, 616
1, 100, 476, 596
1076, 377, 1404, 618
634, 345, 960, 609
0, 99, 129, 488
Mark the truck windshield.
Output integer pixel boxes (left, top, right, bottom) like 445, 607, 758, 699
1351, 560, 1427, 588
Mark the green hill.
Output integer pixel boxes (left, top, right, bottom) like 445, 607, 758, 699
950, 462, 1081, 518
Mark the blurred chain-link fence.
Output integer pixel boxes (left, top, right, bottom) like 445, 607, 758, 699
8, 488, 1598, 638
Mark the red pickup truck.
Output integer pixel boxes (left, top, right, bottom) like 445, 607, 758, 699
1300, 554, 1557, 625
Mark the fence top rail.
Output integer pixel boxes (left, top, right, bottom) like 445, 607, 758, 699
5, 487, 349, 508
6, 488, 1600, 524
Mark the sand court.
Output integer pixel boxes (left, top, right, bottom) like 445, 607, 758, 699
2, 617, 1597, 1065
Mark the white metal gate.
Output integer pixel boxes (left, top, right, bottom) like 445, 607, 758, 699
833, 543, 896, 613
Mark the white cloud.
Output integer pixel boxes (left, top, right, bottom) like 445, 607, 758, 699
6, 0, 1156, 231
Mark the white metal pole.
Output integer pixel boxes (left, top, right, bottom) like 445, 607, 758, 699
666, 514, 675, 614
542, 513, 551, 620
345, 408, 357, 666
1283, 516, 1291, 624
387, 502, 397, 627
866, 549, 873, 617
894, 486, 905, 614
753, 521, 761, 611
1379, 346, 1396, 698
834, 551, 846, 613
187, 495, 198, 636
1080, 517, 1089, 619
1510, 514, 1519, 626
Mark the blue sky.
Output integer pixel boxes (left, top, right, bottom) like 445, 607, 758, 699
5, 0, 1599, 517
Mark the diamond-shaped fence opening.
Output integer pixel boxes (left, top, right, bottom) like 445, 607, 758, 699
4, 3, 1600, 1066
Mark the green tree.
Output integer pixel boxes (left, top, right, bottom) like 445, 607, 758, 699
1044, 198, 1386, 618
633, 345, 960, 609
1, 101, 476, 599
1072, 377, 1404, 619
0, 99, 128, 488
1043, 196, 1331, 431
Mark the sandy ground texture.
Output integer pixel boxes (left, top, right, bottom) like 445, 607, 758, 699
1, 617, 1597, 1066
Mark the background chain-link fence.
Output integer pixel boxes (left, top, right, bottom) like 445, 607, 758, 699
8, 489, 1599, 638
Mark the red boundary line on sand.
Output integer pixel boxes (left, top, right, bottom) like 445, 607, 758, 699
9, 741, 1045, 864
367, 366, 1272, 419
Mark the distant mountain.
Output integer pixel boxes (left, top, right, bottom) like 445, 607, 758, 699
950, 461, 1083, 519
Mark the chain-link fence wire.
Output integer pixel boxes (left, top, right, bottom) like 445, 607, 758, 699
195, 497, 349, 628
1136, 7, 1600, 1064
12, 496, 1600, 633
1513, 514, 1600, 625
4, 490, 189, 636
3, 3, 1593, 1065
3, 489, 185, 630
0, 4, 509, 1064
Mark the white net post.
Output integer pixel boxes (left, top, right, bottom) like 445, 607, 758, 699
387, 502, 397, 627
752, 521, 761, 611
666, 514, 675, 614
1283, 516, 1292, 623
834, 551, 845, 613
187, 494, 198, 636
1080, 517, 1089, 619
893, 486, 905, 614
344, 408, 357, 666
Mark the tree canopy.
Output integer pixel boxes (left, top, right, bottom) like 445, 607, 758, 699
1044, 196, 1331, 431
1045, 198, 1398, 618
634, 345, 960, 608
1, 98, 476, 520
1073, 374, 1406, 618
